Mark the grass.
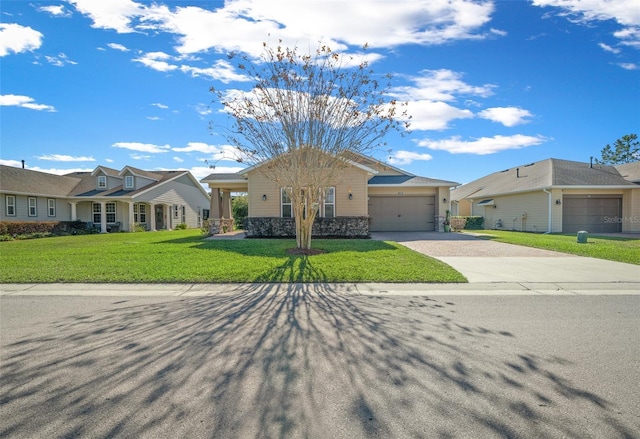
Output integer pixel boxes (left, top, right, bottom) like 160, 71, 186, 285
0, 230, 466, 283
468, 230, 640, 265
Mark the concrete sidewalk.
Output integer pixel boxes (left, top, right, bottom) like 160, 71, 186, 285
1, 281, 638, 296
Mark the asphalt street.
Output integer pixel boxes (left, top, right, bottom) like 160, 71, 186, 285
1, 287, 639, 438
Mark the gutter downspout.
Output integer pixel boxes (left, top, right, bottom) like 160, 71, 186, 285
543, 188, 552, 234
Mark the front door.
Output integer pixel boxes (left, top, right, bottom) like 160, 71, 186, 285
155, 205, 164, 230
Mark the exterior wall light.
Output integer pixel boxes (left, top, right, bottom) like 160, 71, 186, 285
262, 194, 267, 201
348, 193, 353, 200
443, 198, 447, 203
556, 199, 562, 205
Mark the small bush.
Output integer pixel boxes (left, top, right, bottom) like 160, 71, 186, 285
451, 216, 484, 230
175, 223, 188, 230
0, 220, 90, 240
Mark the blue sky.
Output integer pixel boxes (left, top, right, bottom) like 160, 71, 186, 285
1, 0, 638, 186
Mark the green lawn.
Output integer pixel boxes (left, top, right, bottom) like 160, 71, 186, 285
0, 230, 466, 283
468, 230, 640, 265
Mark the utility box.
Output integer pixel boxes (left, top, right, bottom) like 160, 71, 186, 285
577, 231, 588, 243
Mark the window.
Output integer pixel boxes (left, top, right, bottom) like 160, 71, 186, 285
93, 203, 101, 223
181, 205, 186, 224
97, 175, 107, 189
281, 188, 292, 218
202, 209, 210, 221
323, 187, 335, 218
173, 204, 179, 219
134, 203, 146, 223
124, 175, 134, 189
106, 202, 116, 223
197, 207, 202, 227
48, 199, 56, 217
28, 197, 37, 217
5, 195, 16, 216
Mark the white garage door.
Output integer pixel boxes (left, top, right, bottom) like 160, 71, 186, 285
369, 196, 435, 231
562, 195, 622, 233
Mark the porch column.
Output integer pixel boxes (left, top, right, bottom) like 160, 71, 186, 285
222, 190, 232, 219
69, 202, 78, 221
149, 203, 156, 231
211, 188, 222, 219
100, 201, 107, 233
127, 202, 134, 232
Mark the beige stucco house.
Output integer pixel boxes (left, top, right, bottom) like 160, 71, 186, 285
201, 153, 458, 236
451, 158, 640, 234
0, 164, 210, 232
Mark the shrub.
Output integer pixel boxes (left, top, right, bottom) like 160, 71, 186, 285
451, 216, 484, 230
175, 223, 188, 230
0, 220, 90, 240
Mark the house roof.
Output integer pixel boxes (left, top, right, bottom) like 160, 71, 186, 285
451, 158, 638, 201
200, 173, 248, 184
368, 175, 459, 187
615, 161, 640, 183
1, 165, 209, 200
0, 165, 82, 197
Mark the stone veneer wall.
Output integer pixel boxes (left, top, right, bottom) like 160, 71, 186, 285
245, 216, 369, 238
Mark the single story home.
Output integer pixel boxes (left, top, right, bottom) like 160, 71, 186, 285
451, 158, 640, 234
201, 152, 458, 236
0, 164, 210, 232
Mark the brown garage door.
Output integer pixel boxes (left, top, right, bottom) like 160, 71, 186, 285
562, 195, 622, 233
369, 196, 435, 231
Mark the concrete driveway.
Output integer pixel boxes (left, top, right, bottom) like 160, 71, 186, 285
371, 232, 640, 284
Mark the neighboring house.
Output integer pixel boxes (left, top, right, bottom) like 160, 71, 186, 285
451, 158, 640, 234
0, 165, 210, 232
201, 153, 458, 236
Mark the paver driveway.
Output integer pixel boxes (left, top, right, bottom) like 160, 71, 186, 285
371, 232, 640, 284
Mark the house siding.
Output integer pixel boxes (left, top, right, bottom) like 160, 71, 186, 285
622, 188, 640, 233
137, 174, 209, 229
482, 191, 550, 232
247, 168, 370, 217
1, 195, 72, 222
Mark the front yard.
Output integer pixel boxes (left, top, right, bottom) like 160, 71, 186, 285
469, 230, 639, 265
0, 230, 466, 283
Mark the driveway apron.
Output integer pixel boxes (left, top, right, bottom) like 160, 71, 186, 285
371, 232, 640, 283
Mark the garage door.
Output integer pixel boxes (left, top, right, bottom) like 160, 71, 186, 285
562, 195, 622, 233
369, 196, 435, 231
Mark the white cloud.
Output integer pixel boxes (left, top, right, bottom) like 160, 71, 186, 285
172, 142, 222, 154
533, 0, 640, 49
151, 102, 168, 109
194, 103, 212, 116
0, 23, 43, 56
38, 5, 71, 17
391, 69, 495, 102
112, 142, 171, 153
478, 107, 533, 127
417, 134, 547, 155
172, 143, 241, 162
490, 28, 507, 37
618, 62, 638, 70
107, 42, 129, 52
599, 42, 621, 54
133, 51, 178, 72
180, 59, 250, 83
387, 150, 433, 165
405, 100, 474, 130
69, 0, 144, 33
37, 154, 95, 162
0, 160, 93, 175
146, 116, 160, 120
130, 153, 152, 160
173, 156, 184, 163
0, 94, 56, 112
45, 53, 77, 66
69, 0, 496, 59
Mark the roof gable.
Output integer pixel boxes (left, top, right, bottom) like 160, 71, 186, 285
0, 165, 82, 197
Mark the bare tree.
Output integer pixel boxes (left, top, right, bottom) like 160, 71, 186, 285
210, 42, 408, 251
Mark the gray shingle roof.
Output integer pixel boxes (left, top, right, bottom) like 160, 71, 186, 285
368, 175, 459, 187
615, 161, 640, 183
0, 165, 82, 197
451, 158, 637, 200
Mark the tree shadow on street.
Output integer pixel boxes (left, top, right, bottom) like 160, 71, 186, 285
1, 286, 636, 438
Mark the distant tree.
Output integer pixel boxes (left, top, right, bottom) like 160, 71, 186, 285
596, 134, 639, 165
210, 42, 408, 251
232, 195, 248, 229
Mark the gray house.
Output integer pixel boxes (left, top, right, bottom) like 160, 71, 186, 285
0, 165, 210, 232
451, 158, 640, 234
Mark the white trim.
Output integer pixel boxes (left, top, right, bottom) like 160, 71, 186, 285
5, 195, 16, 216
28, 197, 37, 216
47, 198, 56, 217
97, 175, 107, 189
124, 175, 134, 189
